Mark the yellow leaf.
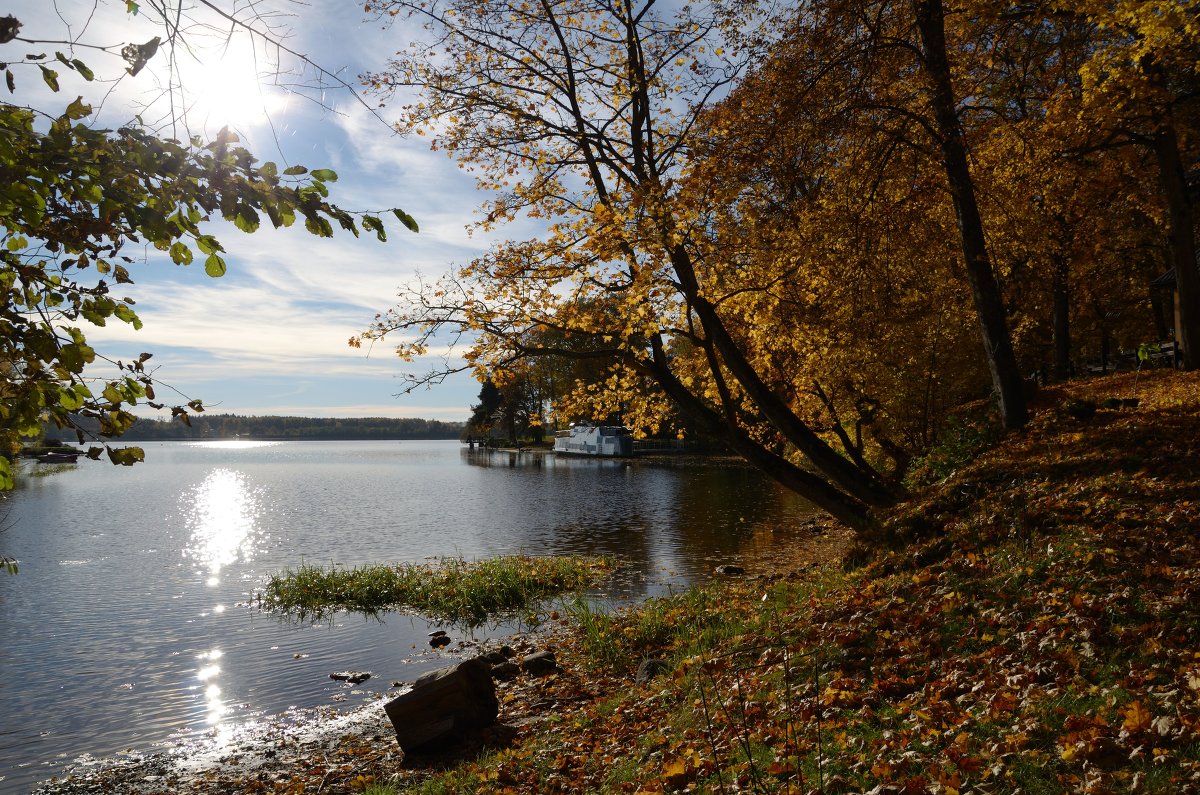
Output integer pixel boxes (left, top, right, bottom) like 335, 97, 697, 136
662, 756, 692, 788
1123, 700, 1152, 733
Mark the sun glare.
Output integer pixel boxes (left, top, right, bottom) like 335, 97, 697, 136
182, 35, 288, 133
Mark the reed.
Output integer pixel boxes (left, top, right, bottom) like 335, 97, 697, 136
258, 554, 611, 624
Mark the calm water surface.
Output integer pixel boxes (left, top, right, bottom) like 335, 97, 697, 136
0, 440, 815, 791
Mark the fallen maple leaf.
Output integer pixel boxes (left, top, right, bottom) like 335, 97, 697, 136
661, 756, 692, 789
1122, 700, 1152, 733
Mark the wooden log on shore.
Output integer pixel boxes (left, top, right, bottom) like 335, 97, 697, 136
383, 658, 498, 751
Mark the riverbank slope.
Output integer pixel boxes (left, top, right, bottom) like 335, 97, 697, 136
39, 370, 1200, 793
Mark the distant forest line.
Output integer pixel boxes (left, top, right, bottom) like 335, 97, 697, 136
70, 414, 467, 442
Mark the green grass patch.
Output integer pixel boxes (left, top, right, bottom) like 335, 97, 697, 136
361, 783, 401, 795
564, 584, 755, 673
257, 554, 612, 625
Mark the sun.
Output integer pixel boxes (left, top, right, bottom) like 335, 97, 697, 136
181, 33, 288, 133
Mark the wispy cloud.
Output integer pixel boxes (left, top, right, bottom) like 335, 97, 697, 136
13, 1, 530, 419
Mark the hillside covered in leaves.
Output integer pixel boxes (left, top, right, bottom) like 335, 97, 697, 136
411, 371, 1200, 795
38, 370, 1200, 794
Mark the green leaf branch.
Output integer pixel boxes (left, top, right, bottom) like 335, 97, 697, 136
0, 98, 416, 486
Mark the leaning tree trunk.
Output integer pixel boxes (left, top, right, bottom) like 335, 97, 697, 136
641, 339, 882, 535
665, 247, 900, 509
913, 0, 1029, 430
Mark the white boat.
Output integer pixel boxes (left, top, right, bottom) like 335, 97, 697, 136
553, 425, 633, 457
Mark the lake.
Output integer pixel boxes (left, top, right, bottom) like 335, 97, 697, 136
0, 440, 816, 791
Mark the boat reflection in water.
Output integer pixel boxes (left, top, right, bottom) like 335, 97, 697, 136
552, 425, 633, 457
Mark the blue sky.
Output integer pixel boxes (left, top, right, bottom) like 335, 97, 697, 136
11, 0, 515, 422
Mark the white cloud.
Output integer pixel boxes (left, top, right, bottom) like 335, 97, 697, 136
11, 0, 522, 419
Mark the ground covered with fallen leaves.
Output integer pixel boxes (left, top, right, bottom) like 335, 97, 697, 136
37, 371, 1200, 793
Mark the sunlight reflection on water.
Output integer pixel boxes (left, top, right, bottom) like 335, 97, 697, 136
183, 469, 264, 586
188, 441, 279, 450
197, 650, 227, 728
2, 441, 822, 791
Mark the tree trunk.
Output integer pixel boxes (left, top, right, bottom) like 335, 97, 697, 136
1150, 283, 1169, 341
1151, 120, 1199, 370
913, 0, 1029, 429
1052, 253, 1071, 381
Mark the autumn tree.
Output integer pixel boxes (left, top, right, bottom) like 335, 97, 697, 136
688, 0, 1183, 450
1048, 0, 1200, 369
681, 2, 1015, 469
951, 1, 1198, 373
643, 0, 1051, 477
355, 0, 905, 532
887, 3, 1167, 381
695, 0, 1031, 433
689, 70, 985, 472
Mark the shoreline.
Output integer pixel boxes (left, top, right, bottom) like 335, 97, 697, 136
33, 698, 398, 794
30, 630, 549, 795
28, 523, 850, 794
